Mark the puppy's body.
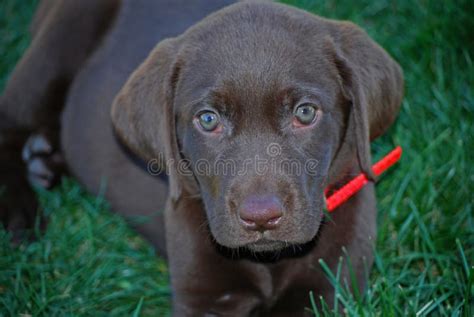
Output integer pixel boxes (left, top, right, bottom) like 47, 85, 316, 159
1, 1, 403, 315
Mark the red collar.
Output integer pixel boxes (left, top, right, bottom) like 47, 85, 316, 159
324, 146, 402, 212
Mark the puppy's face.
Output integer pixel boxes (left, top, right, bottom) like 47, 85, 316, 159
174, 13, 346, 252
112, 2, 403, 253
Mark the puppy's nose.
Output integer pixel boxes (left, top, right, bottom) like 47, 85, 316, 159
239, 195, 283, 231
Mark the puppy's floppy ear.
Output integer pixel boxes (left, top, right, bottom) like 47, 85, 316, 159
325, 22, 404, 179
111, 38, 185, 199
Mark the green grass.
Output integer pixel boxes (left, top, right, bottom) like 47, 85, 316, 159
0, 180, 170, 316
1, 0, 473, 316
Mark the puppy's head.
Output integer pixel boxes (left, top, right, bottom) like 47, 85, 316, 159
112, 2, 403, 252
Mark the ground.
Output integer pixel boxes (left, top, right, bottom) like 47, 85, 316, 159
0, 0, 473, 316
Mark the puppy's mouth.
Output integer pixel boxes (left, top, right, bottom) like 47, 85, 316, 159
242, 228, 318, 252
245, 238, 289, 252
214, 235, 319, 262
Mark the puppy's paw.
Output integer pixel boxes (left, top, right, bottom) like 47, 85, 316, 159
0, 128, 47, 244
0, 174, 44, 245
22, 132, 66, 189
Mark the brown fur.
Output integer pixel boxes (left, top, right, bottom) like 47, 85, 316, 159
0, 1, 403, 315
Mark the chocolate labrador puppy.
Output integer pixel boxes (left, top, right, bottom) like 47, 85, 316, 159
0, 0, 403, 315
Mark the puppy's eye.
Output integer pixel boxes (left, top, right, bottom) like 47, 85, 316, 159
198, 111, 220, 131
293, 103, 317, 126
